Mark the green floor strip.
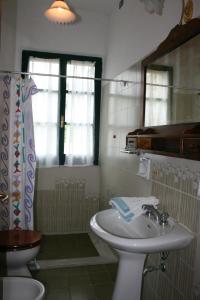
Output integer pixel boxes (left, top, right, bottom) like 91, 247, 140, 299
37, 233, 99, 260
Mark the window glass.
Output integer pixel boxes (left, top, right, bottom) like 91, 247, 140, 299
64, 61, 95, 165
145, 68, 170, 126
28, 57, 60, 166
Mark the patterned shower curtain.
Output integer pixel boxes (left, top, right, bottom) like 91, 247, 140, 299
0, 75, 38, 230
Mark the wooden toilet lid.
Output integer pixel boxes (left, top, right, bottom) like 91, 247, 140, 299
0, 230, 42, 251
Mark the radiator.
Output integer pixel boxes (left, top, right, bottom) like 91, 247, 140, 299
35, 180, 99, 234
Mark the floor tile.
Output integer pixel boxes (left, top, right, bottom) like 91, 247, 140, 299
33, 232, 117, 300
33, 264, 117, 300
70, 283, 97, 300
94, 283, 114, 300
45, 288, 71, 300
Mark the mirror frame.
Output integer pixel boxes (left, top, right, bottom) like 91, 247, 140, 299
141, 18, 200, 133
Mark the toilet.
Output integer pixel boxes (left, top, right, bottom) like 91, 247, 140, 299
1, 277, 45, 300
0, 230, 42, 277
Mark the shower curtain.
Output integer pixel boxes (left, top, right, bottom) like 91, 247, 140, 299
0, 75, 38, 230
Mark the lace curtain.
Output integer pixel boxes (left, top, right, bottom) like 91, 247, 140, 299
29, 57, 59, 166
145, 68, 170, 126
64, 60, 95, 165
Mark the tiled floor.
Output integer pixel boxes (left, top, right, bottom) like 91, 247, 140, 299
33, 233, 117, 299
32, 263, 118, 300
37, 234, 99, 260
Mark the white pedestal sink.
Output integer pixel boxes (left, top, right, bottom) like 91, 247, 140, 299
90, 209, 194, 300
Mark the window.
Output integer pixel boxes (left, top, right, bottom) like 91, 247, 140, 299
22, 51, 102, 167
145, 65, 173, 126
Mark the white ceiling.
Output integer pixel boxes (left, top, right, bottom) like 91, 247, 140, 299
67, 0, 117, 15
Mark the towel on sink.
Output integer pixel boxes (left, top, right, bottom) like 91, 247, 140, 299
109, 196, 159, 223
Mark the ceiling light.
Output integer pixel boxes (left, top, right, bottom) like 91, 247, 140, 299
140, 0, 165, 16
44, 0, 77, 24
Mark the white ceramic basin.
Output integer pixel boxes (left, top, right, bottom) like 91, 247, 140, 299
1, 277, 45, 300
90, 208, 194, 253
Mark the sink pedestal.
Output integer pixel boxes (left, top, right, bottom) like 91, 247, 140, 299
112, 250, 146, 300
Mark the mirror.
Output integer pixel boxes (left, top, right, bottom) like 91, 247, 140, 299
142, 18, 200, 128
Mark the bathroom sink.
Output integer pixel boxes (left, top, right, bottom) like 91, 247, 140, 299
90, 208, 194, 300
90, 208, 194, 253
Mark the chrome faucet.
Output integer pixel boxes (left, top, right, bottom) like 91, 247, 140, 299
142, 204, 169, 225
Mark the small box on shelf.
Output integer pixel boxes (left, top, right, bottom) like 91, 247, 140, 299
126, 134, 137, 151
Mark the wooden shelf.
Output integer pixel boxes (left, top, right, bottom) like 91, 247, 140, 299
126, 126, 200, 160
120, 149, 138, 154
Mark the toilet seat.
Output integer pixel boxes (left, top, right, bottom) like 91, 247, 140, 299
0, 230, 42, 251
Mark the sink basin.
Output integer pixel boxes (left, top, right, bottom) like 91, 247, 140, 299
90, 209, 194, 300
91, 208, 193, 253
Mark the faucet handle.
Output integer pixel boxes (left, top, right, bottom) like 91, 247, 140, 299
142, 204, 154, 211
142, 204, 156, 219
159, 212, 169, 225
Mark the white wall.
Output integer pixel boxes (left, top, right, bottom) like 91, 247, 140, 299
105, 0, 200, 79
11, 0, 111, 195
1, 0, 200, 201
15, 0, 109, 71
99, 4, 200, 296
0, 0, 17, 70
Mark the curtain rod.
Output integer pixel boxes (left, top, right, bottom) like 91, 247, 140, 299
0, 70, 200, 92
0, 70, 132, 86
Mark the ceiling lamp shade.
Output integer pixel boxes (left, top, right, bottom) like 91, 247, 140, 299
44, 0, 77, 24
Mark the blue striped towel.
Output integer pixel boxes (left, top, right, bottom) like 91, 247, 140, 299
109, 196, 159, 223
109, 197, 134, 222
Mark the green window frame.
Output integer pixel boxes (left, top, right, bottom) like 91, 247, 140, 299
22, 50, 102, 165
